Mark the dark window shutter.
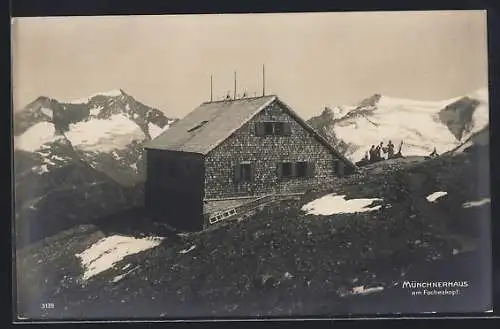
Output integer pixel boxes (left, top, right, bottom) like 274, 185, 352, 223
337, 160, 345, 177
276, 162, 283, 179
234, 163, 241, 182
264, 122, 274, 135
249, 163, 255, 182
283, 123, 292, 136
306, 162, 316, 177
291, 162, 297, 177
255, 123, 265, 136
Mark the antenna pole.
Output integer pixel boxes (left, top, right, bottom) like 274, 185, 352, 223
234, 71, 237, 99
262, 64, 265, 96
210, 74, 213, 102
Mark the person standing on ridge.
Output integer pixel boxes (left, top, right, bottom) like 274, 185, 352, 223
429, 147, 438, 158
369, 145, 376, 162
375, 141, 384, 161
387, 140, 395, 159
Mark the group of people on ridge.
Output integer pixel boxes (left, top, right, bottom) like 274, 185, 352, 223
361, 140, 403, 163
358, 140, 440, 165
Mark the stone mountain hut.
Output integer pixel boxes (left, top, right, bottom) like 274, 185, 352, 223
143, 95, 356, 231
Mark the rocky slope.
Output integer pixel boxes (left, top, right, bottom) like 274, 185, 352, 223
13, 90, 176, 246
447, 125, 489, 155
16, 142, 491, 319
307, 88, 489, 162
306, 106, 354, 156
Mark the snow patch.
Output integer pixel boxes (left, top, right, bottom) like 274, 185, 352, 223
43, 158, 57, 166
76, 235, 163, 281
14, 122, 64, 152
96, 89, 123, 97
462, 198, 490, 208
130, 163, 138, 171
40, 107, 53, 119
32, 164, 49, 175
89, 106, 103, 117
148, 122, 168, 139
340, 285, 385, 297
426, 191, 448, 203
301, 194, 382, 216
350, 285, 384, 296
65, 114, 146, 152
36, 150, 50, 157
179, 245, 196, 254
51, 155, 67, 162
68, 89, 123, 104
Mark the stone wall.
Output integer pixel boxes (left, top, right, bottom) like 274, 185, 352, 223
204, 100, 346, 199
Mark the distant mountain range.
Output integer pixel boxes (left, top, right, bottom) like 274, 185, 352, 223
307, 88, 489, 162
13, 87, 489, 245
13, 89, 176, 246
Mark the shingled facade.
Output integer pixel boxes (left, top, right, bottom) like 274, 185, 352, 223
144, 95, 356, 231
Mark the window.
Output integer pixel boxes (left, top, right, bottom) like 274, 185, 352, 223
234, 162, 253, 183
264, 122, 274, 135
273, 122, 284, 135
282, 162, 293, 178
277, 161, 315, 179
241, 163, 252, 182
296, 161, 308, 178
255, 122, 291, 136
277, 162, 294, 179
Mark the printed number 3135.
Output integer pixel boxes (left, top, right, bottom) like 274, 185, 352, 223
41, 303, 55, 309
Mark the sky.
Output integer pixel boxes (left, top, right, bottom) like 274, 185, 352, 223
11, 10, 488, 119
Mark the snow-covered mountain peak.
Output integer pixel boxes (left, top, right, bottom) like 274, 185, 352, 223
68, 89, 126, 104
14, 90, 174, 137
14, 90, 177, 187
356, 93, 382, 109
308, 88, 489, 162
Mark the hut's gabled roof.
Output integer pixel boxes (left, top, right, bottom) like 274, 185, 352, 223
144, 95, 276, 154
144, 95, 356, 169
